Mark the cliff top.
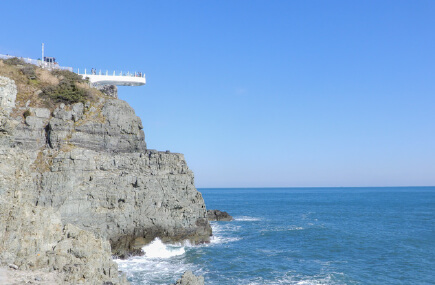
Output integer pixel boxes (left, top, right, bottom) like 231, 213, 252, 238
0, 58, 107, 115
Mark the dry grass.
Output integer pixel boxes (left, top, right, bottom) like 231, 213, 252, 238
32, 150, 52, 173
0, 60, 106, 116
36, 68, 59, 85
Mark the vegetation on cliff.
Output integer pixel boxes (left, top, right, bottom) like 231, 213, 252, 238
0, 59, 210, 284
0, 58, 103, 110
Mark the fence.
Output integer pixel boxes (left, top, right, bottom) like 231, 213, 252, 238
0, 54, 73, 72
0, 54, 145, 81
77, 68, 145, 78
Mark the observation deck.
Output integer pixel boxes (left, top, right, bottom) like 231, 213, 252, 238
0, 53, 146, 87
78, 69, 146, 86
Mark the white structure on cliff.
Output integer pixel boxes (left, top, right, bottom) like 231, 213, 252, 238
77, 69, 146, 87
1, 43, 146, 87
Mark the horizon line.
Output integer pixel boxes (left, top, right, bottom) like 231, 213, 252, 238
197, 185, 435, 189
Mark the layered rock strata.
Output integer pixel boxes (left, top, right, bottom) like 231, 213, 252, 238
0, 72, 212, 282
0, 198, 128, 284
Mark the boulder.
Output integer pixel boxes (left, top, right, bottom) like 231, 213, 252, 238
207, 210, 233, 221
173, 271, 204, 285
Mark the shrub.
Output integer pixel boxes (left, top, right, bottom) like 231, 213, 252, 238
3, 57, 26, 66
23, 109, 31, 118
39, 69, 93, 104
41, 80, 89, 104
20, 65, 37, 80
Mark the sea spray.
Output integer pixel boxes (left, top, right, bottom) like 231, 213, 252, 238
115, 238, 198, 284
114, 223, 242, 284
142, 238, 185, 258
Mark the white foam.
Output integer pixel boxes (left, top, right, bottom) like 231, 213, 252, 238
141, 238, 185, 258
207, 222, 242, 245
260, 225, 304, 234
242, 272, 341, 285
114, 238, 194, 284
234, 216, 262, 221
114, 225, 243, 284
209, 234, 241, 244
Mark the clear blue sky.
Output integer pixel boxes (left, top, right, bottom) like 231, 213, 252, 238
2, 1, 434, 187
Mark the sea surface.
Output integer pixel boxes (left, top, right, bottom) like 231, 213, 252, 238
116, 187, 435, 284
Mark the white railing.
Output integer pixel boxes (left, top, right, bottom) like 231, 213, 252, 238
0, 54, 73, 72
0, 53, 145, 84
77, 68, 145, 78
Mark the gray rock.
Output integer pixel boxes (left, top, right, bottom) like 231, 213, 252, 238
25, 116, 45, 129
0, 76, 17, 116
1, 75, 211, 260
69, 99, 146, 153
32, 108, 51, 119
97, 85, 118, 99
47, 118, 74, 149
38, 148, 211, 256
0, 199, 128, 284
173, 271, 204, 285
207, 210, 233, 221
71, 103, 84, 122
53, 107, 72, 121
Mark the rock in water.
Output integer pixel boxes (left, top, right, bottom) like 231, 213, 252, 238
207, 209, 233, 221
173, 271, 204, 285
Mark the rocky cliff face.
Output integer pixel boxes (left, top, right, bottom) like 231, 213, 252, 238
0, 68, 211, 283
0, 199, 128, 284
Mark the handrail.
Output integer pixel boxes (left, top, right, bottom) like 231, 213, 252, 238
0, 53, 145, 81
0, 54, 73, 71
77, 68, 145, 78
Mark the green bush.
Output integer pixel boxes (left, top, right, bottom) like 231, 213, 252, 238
23, 109, 31, 118
40, 69, 92, 104
42, 80, 89, 104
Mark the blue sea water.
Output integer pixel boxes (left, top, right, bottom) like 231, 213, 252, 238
116, 187, 435, 284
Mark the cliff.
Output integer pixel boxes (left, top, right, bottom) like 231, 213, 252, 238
0, 60, 211, 283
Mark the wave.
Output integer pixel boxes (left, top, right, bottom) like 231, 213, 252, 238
209, 234, 241, 245
114, 238, 194, 284
240, 272, 347, 285
260, 226, 304, 234
201, 222, 242, 245
141, 238, 185, 258
234, 216, 262, 221
114, 223, 243, 284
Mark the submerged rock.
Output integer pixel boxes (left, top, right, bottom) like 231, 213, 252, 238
207, 209, 233, 221
173, 271, 204, 285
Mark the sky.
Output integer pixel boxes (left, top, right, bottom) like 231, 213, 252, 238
1, 1, 434, 187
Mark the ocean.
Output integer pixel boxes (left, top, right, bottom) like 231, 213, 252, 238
116, 187, 435, 284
